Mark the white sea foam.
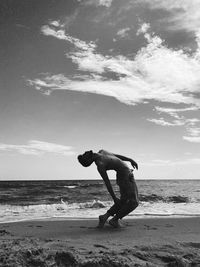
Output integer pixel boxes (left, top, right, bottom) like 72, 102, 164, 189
0, 200, 200, 223
64, 185, 77, 189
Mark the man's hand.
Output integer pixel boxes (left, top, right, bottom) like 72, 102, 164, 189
131, 160, 138, 170
113, 153, 138, 170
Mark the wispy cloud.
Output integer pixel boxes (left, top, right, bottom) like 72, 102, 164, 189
80, 0, 113, 8
29, 22, 200, 141
99, 0, 112, 7
142, 157, 200, 166
30, 22, 200, 108
183, 136, 200, 143
149, 106, 200, 142
184, 123, 200, 143
147, 118, 184, 127
155, 106, 199, 119
49, 20, 62, 27
140, 0, 200, 34
0, 140, 75, 156
41, 24, 96, 49
137, 22, 150, 35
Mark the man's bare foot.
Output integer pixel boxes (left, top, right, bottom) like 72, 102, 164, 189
97, 215, 108, 228
109, 217, 122, 228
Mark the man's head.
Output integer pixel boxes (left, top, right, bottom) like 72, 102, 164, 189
77, 150, 94, 167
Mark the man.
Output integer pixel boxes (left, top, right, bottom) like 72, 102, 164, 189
77, 149, 139, 228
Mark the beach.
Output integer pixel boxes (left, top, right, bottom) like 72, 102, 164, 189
2, 0, 200, 265
1, 217, 200, 266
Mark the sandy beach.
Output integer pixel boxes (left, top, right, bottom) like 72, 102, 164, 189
0, 217, 200, 266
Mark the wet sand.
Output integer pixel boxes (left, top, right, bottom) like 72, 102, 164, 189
0, 217, 200, 266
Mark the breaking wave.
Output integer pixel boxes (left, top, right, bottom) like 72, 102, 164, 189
1, 198, 200, 223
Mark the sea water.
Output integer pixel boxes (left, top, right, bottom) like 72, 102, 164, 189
0, 179, 199, 223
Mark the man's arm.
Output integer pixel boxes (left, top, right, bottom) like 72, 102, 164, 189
114, 154, 138, 170
97, 164, 118, 203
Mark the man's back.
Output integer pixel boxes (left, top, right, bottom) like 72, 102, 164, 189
95, 150, 130, 172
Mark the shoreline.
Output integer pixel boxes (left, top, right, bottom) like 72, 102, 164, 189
1, 213, 200, 224
0, 216, 200, 266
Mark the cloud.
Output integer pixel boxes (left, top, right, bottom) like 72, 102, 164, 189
185, 122, 200, 142
116, 27, 130, 38
30, 22, 200, 108
41, 25, 96, 51
0, 140, 75, 156
137, 23, 150, 35
139, 0, 200, 34
147, 118, 184, 127
186, 123, 200, 134
29, 22, 200, 141
148, 116, 200, 136
143, 157, 200, 166
49, 20, 61, 27
183, 136, 200, 143
98, 0, 113, 7
155, 106, 199, 119
148, 106, 200, 143
152, 106, 200, 140
79, 0, 113, 7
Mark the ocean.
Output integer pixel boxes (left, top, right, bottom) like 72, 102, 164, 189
0, 179, 200, 223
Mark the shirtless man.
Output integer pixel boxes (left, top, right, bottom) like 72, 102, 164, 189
77, 149, 139, 228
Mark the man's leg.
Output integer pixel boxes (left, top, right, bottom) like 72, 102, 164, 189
109, 174, 139, 228
116, 199, 138, 219
107, 201, 122, 216
97, 202, 122, 228
109, 199, 138, 228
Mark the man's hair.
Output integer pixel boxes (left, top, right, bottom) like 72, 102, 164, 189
77, 150, 94, 167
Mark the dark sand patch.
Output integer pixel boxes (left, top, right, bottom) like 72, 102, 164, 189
0, 238, 200, 266
0, 229, 13, 236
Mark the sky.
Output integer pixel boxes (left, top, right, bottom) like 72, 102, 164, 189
0, 0, 200, 180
